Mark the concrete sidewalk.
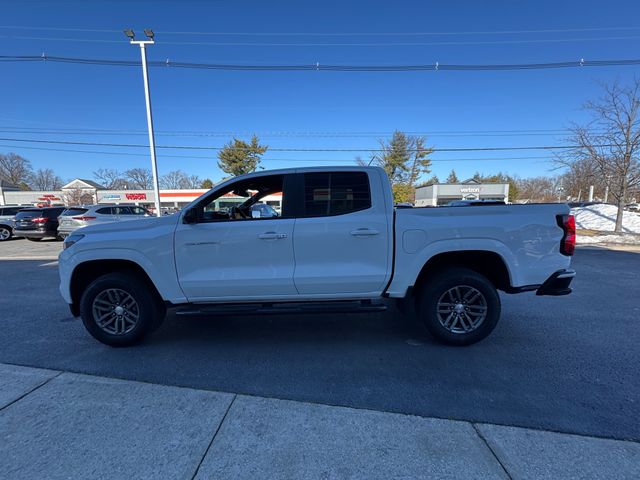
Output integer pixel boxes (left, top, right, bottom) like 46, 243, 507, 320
1, 363, 638, 479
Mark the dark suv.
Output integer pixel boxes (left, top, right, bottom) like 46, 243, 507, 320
14, 207, 66, 241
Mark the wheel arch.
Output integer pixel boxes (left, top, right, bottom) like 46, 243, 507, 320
69, 259, 164, 316
413, 250, 512, 296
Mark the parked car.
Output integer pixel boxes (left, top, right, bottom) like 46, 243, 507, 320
250, 203, 279, 218
14, 207, 66, 241
57, 205, 151, 238
59, 166, 575, 347
0, 206, 28, 241
625, 203, 639, 212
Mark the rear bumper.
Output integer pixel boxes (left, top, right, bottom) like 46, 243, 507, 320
16, 229, 56, 239
57, 227, 78, 238
536, 269, 575, 296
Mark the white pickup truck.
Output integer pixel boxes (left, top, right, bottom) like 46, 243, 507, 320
59, 166, 576, 347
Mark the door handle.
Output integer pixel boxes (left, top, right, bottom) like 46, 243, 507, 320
350, 228, 379, 236
258, 232, 287, 240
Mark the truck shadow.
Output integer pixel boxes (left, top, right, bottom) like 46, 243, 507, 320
149, 304, 435, 348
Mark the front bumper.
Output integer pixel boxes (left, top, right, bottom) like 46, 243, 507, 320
536, 269, 576, 296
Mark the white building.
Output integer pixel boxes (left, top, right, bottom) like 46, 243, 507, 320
415, 179, 510, 207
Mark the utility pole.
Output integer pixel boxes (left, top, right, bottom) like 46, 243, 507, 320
124, 29, 162, 217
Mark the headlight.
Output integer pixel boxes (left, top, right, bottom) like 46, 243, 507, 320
63, 234, 85, 250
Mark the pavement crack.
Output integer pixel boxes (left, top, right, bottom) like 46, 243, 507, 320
0, 371, 63, 412
190, 393, 237, 480
472, 423, 513, 480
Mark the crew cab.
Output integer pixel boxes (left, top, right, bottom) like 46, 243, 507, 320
58, 167, 576, 347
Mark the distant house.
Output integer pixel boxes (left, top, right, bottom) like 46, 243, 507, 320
61, 179, 106, 206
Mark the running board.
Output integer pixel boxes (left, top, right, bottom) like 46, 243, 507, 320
174, 299, 387, 317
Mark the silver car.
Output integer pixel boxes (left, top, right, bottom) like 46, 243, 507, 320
0, 205, 28, 241
57, 205, 151, 238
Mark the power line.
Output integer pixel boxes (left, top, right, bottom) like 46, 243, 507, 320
0, 127, 582, 138
3, 34, 640, 47
1, 24, 639, 36
0, 135, 608, 153
0, 143, 555, 163
2, 54, 640, 71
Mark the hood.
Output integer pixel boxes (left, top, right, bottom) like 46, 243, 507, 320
77, 213, 180, 235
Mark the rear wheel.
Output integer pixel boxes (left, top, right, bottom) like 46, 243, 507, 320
79, 272, 165, 347
416, 268, 500, 346
0, 226, 12, 241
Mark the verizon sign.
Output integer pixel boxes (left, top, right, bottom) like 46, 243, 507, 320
125, 193, 147, 201
460, 187, 480, 194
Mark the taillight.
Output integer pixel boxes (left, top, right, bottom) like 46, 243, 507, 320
72, 216, 97, 221
31, 217, 47, 223
557, 214, 576, 256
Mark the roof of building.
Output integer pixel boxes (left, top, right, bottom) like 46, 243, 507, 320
61, 178, 105, 190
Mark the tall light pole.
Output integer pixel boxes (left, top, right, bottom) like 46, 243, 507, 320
124, 28, 162, 217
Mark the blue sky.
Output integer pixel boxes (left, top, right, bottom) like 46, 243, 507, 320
1, 0, 640, 184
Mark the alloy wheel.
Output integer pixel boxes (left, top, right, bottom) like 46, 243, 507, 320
436, 285, 488, 334
91, 288, 140, 335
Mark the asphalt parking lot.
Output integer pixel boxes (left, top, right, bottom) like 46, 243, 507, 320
0, 238, 638, 442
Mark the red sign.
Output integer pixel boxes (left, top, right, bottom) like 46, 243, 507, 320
38, 196, 60, 201
125, 193, 147, 201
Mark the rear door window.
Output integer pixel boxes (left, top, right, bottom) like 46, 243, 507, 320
96, 207, 113, 215
113, 206, 132, 215
130, 206, 149, 215
1, 207, 22, 215
61, 208, 88, 217
302, 172, 371, 217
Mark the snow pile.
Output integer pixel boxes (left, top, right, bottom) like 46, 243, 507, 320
571, 204, 640, 234
576, 233, 640, 245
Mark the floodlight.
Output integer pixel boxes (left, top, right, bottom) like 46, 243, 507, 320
123, 29, 135, 40
144, 29, 154, 39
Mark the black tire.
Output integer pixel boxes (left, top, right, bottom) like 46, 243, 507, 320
0, 226, 12, 242
79, 272, 164, 347
416, 267, 500, 346
25, 237, 41, 242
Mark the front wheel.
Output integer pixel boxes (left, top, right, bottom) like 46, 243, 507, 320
79, 272, 164, 347
0, 226, 12, 241
416, 268, 501, 346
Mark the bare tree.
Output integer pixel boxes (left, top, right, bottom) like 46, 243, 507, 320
160, 170, 186, 189
561, 79, 640, 232
180, 174, 202, 189
124, 168, 153, 189
93, 168, 127, 189
30, 168, 64, 191
559, 158, 607, 200
0, 153, 33, 187
63, 188, 94, 206
517, 176, 559, 202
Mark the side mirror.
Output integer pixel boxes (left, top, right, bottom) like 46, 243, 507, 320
183, 208, 198, 224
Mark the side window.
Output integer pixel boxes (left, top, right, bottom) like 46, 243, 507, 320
130, 206, 148, 215
303, 172, 371, 217
96, 207, 113, 215
197, 174, 286, 222
113, 206, 132, 215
